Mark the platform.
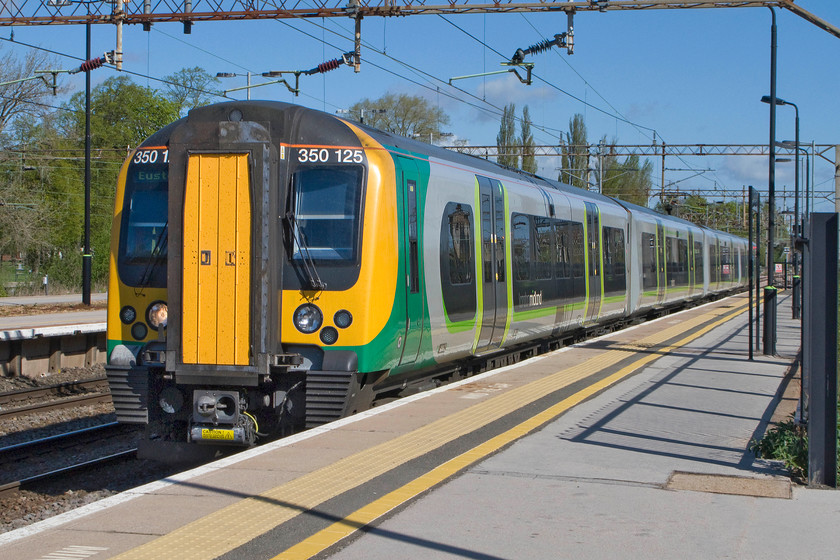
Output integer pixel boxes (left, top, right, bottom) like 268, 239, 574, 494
0, 291, 825, 560
0, 293, 106, 376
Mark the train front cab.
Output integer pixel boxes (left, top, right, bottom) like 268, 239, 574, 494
107, 102, 408, 453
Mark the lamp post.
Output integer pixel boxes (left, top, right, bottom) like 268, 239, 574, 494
760, 7, 778, 355
762, 95, 800, 277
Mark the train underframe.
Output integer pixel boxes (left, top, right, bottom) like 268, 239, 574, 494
106, 290, 736, 464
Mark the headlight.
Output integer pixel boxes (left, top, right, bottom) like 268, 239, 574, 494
294, 304, 322, 334
147, 301, 168, 330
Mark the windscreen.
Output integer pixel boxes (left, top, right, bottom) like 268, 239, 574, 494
117, 147, 168, 287
291, 166, 364, 263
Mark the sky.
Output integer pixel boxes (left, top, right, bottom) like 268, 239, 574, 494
5, 1, 840, 213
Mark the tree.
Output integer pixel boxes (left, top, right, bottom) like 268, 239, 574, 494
496, 103, 519, 168
43, 77, 181, 287
656, 194, 750, 238
164, 67, 219, 116
0, 46, 64, 135
349, 93, 449, 139
520, 106, 537, 174
62, 76, 180, 150
601, 151, 653, 207
558, 114, 588, 189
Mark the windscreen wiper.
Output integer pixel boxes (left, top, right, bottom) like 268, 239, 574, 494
135, 223, 168, 295
285, 211, 326, 291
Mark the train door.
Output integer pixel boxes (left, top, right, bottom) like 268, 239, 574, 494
584, 202, 602, 323
182, 153, 252, 366
656, 220, 666, 303
475, 176, 508, 352
687, 231, 695, 295
398, 157, 424, 365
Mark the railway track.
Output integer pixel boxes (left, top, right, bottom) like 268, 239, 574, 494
0, 422, 140, 498
0, 379, 111, 419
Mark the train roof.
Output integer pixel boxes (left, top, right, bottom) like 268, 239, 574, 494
161, 101, 744, 243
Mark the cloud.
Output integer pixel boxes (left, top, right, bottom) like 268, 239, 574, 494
456, 74, 555, 124
721, 155, 794, 185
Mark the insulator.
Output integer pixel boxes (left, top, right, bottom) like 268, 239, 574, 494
524, 38, 555, 56
78, 57, 105, 72
316, 58, 342, 74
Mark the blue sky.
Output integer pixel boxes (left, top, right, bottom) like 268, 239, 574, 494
7, 2, 840, 211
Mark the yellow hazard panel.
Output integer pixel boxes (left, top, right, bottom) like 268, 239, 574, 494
183, 153, 251, 365
201, 428, 235, 441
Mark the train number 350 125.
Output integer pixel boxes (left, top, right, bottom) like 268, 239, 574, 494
297, 148, 364, 164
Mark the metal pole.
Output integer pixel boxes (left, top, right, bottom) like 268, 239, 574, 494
806, 213, 838, 488
748, 186, 754, 361
763, 7, 777, 354
755, 193, 762, 352
82, 13, 92, 306
793, 104, 799, 276
767, 7, 776, 288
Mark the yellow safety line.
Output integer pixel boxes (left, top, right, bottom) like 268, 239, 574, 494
273, 300, 749, 559
113, 299, 748, 560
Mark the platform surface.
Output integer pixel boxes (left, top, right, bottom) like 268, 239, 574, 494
0, 291, 824, 560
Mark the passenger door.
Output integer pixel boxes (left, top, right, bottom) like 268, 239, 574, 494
475, 176, 508, 352
398, 157, 424, 365
585, 202, 601, 323
182, 153, 252, 366
656, 221, 667, 303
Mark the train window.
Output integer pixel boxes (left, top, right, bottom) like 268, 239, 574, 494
677, 239, 689, 286
512, 214, 531, 281
710, 242, 720, 283
481, 191, 493, 283
603, 226, 626, 295
570, 222, 585, 279
407, 180, 419, 293
290, 166, 364, 262
125, 191, 168, 260
441, 201, 477, 321
585, 203, 600, 278
492, 180, 506, 283
694, 241, 704, 284
721, 244, 731, 281
642, 232, 657, 290
554, 221, 571, 279
534, 217, 553, 280
443, 202, 473, 285
665, 236, 689, 288
117, 153, 169, 287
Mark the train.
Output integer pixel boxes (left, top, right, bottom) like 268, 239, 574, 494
105, 101, 748, 458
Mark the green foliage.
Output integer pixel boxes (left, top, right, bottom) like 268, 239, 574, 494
496, 103, 519, 169
655, 194, 753, 237
558, 114, 588, 189
601, 152, 653, 207
0, 66, 195, 291
349, 92, 449, 139
62, 76, 180, 150
163, 67, 220, 116
520, 106, 537, 174
750, 418, 809, 479
751, 406, 840, 482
